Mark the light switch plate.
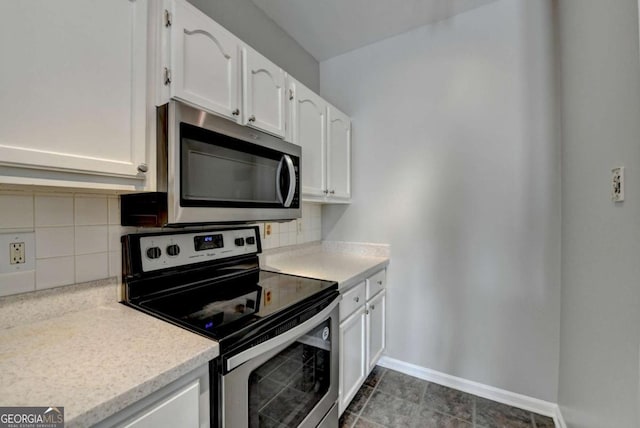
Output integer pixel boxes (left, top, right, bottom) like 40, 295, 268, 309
0, 232, 35, 274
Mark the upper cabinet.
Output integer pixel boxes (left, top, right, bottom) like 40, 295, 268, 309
159, 0, 285, 138
0, 0, 150, 191
327, 104, 352, 201
242, 47, 286, 137
288, 78, 327, 198
168, 0, 241, 122
288, 77, 351, 203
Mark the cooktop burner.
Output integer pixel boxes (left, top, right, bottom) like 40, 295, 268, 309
121, 226, 338, 352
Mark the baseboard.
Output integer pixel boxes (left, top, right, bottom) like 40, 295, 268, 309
378, 356, 567, 427
554, 405, 567, 428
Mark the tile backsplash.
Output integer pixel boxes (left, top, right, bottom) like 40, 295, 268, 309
0, 191, 121, 297
0, 189, 322, 298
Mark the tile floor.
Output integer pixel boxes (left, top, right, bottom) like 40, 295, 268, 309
339, 367, 555, 428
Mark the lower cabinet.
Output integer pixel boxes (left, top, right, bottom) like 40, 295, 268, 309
338, 269, 387, 415
366, 290, 386, 373
94, 364, 210, 428
339, 305, 367, 415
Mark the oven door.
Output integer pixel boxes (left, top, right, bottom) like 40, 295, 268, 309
167, 101, 301, 224
222, 300, 339, 428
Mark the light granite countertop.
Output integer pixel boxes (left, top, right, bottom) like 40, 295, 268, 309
260, 241, 390, 291
0, 301, 219, 428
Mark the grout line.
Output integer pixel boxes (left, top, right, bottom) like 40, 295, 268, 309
472, 396, 477, 427
350, 367, 386, 426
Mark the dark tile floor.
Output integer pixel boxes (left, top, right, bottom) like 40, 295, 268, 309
339, 367, 555, 428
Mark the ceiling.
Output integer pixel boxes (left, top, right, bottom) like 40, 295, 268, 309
251, 0, 496, 61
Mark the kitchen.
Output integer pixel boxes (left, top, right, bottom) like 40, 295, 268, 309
0, 1, 638, 428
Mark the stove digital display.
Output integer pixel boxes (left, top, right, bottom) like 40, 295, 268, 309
194, 234, 224, 251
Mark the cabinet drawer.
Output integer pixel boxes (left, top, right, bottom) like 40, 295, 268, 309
340, 281, 365, 321
366, 270, 386, 300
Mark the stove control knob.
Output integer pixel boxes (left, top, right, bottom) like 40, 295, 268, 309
246, 236, 256, 245
166, 244, 180, 257
235, 238, 245, 246
146, 247, 162, 259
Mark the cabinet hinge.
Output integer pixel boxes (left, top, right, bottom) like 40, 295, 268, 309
289, 89, 294, 101
163, 67, 172, 86
164, 9, 172, 27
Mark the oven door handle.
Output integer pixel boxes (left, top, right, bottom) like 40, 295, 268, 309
226, 297, 340, 372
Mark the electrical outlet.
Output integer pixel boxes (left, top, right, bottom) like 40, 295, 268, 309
0, 232, 35, 273
265, 223, 272, 237
9, 242, 25, 264
612, 167, 624, 202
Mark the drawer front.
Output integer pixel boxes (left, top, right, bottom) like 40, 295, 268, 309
340, 281, 366, 321
366, 269, 386, 300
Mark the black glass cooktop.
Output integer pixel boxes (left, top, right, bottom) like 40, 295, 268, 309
137, 269, 337, 345
121, 227, 339, 355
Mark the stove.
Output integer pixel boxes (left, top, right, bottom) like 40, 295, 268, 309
122, 226, 340, 428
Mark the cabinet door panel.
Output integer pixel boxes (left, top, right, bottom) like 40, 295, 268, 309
243, 47, 285, 137
291, 80, 327, 198
339, 306, 366, 415
0, 0, 147, 182
122, 380, 200, 428
171, 0, 240, 121
327, 105, 351, 200
367, 291, 386, 372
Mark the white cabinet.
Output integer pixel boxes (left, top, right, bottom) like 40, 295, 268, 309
288, 77, 327, 197
159, 0, 285, 137
366, 290, 386, 372
168, 0, 241, 122
243, 47, 286, 137
327, 104, 352, 201
122, 381, 200, 428
338, 269, 387, 415
287, 77, 352, 203
339, 305, 367, 415
95, 365, 209, 428
0, 0, 149, 191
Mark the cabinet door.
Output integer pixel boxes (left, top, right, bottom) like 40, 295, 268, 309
339, 306, 367, 415
0, 0, 148, 189
327, 105, 351, 200
170, 0, 241, 122
367, 290, 386, 372
290, 79, 327, 198
122, 380, 200, 428
243, 47, 285, 137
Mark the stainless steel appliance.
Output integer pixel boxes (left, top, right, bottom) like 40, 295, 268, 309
122, 226, 339, 428
121, 101, 301, 226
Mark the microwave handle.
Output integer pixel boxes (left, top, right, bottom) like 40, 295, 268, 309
282, 155, 296, 207
276, 158, 285, 205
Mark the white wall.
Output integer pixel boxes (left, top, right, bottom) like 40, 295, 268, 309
558, 1, 640, 426
320, 0, 561, 401
187, 0, 319, 92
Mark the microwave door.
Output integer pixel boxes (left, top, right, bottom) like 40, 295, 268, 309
276, 155, 297, 208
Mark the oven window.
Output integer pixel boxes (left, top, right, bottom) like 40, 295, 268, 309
248, 319, 331, 427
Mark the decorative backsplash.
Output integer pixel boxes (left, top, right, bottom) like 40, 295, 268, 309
0, 189, 322, 298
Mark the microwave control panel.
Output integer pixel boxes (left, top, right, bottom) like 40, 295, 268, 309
138, 228, 259, 273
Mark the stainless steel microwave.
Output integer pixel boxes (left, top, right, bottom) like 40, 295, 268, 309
121, 101, 301, 226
